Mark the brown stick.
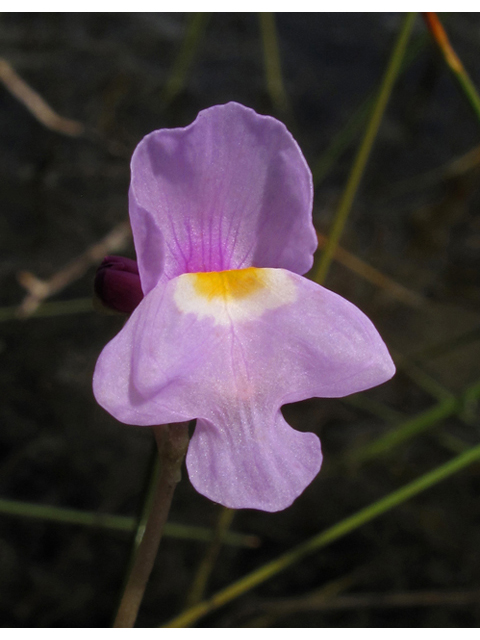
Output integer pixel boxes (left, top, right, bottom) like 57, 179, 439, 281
255, 587, 480, 616
17, 221, 132, 317
113, 423, 190, 628
316, 232, 425, 308
0, 57, 84, 136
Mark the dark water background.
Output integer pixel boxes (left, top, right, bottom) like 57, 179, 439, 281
1, 13, 480, 627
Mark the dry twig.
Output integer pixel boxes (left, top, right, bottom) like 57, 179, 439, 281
17, 221, 132, 317
316, 232, 425, 308
0, 57, 84, 137
252, 588, 480, 617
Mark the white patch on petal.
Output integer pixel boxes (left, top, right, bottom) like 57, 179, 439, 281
173, 267, 296, 325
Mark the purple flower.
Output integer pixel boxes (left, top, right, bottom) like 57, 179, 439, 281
93, 102, 395, 512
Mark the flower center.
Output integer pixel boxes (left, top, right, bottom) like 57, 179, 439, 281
173, 267, 296, 325
193, 267, 266, 301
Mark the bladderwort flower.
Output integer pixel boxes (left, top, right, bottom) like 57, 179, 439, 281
93, 102, 395, 512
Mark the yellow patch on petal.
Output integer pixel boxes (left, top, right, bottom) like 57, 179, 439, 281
193, 267, 266, 301
173, 267, 296, 325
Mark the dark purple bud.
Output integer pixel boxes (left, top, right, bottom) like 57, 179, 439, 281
94, 255, 144, 314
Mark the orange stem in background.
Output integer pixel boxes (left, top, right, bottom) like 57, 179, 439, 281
422, 13, 463, 73
421, 13, 480, 124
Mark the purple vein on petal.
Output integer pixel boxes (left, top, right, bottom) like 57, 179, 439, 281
236, 238, 260, 270
220, 159, 241, 268
168, 218, 189, 274
208, 216, 213, 272
184, 211, 193, 268
199, 195, 206, 273
162, 239, 182, 280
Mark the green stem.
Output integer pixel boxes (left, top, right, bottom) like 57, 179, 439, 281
313, 12, 417, 284
114, 448, 162, 600
398, 359, 454, 402
0, 496, 257, 547
311, 99, 372, 187
341, 394, 404, 424
259, 12, 289, 115
131, 449, 166, 553
113, 423, 190, 628
452, 68, 480, 122
163, 442, 480, 627
0, 297, 93, 322
311, 31, 427, 187
185, 507, 235, 607
411, 325, 480, 362
162, 13, 210, 107
346, 379, 480, 465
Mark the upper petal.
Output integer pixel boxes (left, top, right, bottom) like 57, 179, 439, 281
129, 102, 317, 294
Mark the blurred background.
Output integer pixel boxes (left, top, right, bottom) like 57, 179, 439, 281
1, 12, 480, 627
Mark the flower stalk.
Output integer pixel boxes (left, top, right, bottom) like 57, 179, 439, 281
113, 422, 190, 628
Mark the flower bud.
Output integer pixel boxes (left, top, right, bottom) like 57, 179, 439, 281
94, 255, 144, 314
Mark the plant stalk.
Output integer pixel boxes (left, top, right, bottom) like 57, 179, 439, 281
113, 422, 190, 628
